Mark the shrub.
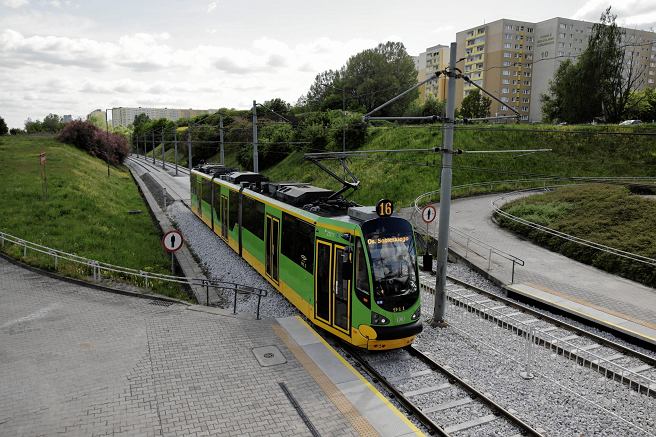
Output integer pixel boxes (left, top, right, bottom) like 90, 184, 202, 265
57, 120, 129, 165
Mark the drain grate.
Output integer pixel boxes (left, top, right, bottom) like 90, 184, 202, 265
149, 300, 175, 307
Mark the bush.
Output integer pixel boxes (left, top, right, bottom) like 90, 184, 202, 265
57, 120, 129, 165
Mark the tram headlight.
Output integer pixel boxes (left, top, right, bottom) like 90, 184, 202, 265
371, 312, 390, 325
411, 306, 421, 320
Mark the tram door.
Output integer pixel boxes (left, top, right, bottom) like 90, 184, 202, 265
220, 195, 228, 240
265, 215, 279, 282
315, 241, 351, 334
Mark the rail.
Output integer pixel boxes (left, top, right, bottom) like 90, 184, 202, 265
491, 187, 656, 268
0, 230, 268, 317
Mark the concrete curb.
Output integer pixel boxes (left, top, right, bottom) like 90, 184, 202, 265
126, 162, 209, 304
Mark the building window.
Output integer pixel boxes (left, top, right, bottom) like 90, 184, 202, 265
504, 43, 512, 49
502, 79, 510, 84
527, 28, 533, 33
500, 105, 508, 110
504, 52, 512, 58
560, 23, 566, 29
501, 97, 509, 102
503, 61, 511, 66
502, 88, 509, 94
505, 33, 513, 40
502, 70, 510, 76
505, 24, 513, 31
559, 33, 566, 38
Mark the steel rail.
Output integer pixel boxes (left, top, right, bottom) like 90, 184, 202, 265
442, 274, 656, 367
406, 346, 542, 436
341, 345, 448, 436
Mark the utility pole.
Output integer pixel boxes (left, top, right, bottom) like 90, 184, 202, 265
187, 126, 192, 171
219, 115, 225, 165
161, 128, 166, 170
174, 129, 178, 176
143, 134, 147, 159
252, 100, 259, 173
104, 110, 110, 177
431, 42, 457, 327
342, 87, 346, 152
152, 131, 155, 164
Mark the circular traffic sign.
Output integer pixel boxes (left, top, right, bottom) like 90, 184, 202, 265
422, 205, 437, 224
162, 230, 184, 253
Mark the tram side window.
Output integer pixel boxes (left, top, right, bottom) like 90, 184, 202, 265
229, 190, 239, 232
202, 179, 212, 205
212, 183, 221, 221
241, 196, 265, 240
355, 239, 371, 308
281, 212, 314, 273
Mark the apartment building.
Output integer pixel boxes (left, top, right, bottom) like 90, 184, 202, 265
416, 44, 451, 101
454, 17, 656, 122
110, 107, 216, 128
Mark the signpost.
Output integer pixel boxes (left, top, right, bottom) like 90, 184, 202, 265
162, 229, 184, 274
421, 204, 437, 271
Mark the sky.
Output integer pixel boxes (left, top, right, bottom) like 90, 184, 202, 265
1, 0, 655, 128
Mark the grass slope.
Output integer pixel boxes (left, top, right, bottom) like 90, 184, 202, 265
0, 135, 187, 299
498, 184, 656, 287
146, 123, 656, 207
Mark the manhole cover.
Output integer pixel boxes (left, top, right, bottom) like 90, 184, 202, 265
252, 346, 286, 367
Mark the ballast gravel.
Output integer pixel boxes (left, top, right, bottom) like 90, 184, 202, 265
168, 201, 298, 319
167, 200, 654, 435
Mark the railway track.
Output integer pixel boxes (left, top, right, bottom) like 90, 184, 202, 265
418, 271, 656, 398
342, 344, 542, 436
130, 154, 191, 176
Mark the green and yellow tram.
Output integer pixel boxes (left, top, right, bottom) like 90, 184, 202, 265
190, 165, 422, 350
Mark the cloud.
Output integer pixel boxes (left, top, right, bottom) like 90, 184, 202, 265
2, 0, 28, 8
207, 1, 216, 13
573, 0, 656, 29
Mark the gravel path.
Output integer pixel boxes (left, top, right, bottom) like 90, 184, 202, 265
168, 201, 298, 319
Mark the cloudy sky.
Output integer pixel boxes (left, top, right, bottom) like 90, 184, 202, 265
1, 0, 655, 128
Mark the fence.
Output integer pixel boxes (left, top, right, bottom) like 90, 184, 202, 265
0, 230, 268, 318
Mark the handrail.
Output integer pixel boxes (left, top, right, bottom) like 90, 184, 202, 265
491, 187, 656, 267
412, 176, 656, 282
0, 230, 269, 317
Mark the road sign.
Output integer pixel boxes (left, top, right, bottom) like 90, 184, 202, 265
422, 205, 437, 224
162, 230, 184, 253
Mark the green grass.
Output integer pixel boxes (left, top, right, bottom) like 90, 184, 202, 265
146, 123, 656, 208
498, 184, 656, 287
0, 135, 190, 300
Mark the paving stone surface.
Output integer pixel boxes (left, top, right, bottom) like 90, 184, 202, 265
0, 258, 357, 436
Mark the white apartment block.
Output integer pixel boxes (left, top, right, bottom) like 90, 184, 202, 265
110, 107, 216, 128
454, 17, 656, 122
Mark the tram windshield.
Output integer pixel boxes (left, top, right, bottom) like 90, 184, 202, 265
362, 217, 419, 312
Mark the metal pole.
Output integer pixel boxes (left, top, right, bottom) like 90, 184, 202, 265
342, 88, 346, 152
252, 100, 259, 173
219, 116, 225, 165
143, 134, 146, 159
161, 128, 166, 170
174, 129, 178, 176
151, 131, 155, 164
187, 127, 192, 171
105, 110, 110, 177
431, 42, 457, 327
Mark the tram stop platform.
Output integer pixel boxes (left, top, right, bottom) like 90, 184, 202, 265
0, 255, 422, 437
506, 283, 656, 347
276, 316, 423, 437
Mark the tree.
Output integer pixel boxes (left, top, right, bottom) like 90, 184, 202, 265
541, 59, 601, 123
625, 88, 656, 121
301, 42, 418, 116
42, 113, 64, 133
460, 90, 491, 119
0, 116, 7, 135
542, 7, 646, 123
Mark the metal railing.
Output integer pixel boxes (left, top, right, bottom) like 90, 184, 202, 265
413, 176, 656, 283
0, 230, 268, 317
491, 187, 656, 267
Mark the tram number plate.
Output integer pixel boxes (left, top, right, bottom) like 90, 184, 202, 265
376, 199, 394, 217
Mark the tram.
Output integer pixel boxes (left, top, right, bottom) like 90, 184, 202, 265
190, 165, 422, 350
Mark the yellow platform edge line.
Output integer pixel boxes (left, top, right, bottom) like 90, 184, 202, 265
294, 316, 424, 436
